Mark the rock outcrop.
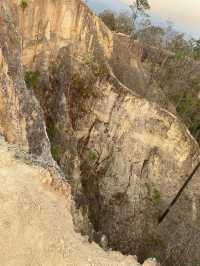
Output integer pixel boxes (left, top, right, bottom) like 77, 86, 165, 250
0, 137, 146, 266
1, 0, 200, 265
0, 1, 51, 160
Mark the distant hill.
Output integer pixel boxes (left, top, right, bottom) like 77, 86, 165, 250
86, 0, 129, 13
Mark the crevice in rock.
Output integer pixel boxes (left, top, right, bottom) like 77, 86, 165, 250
25, 65, 163, 263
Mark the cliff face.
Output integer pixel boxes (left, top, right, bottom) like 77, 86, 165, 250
1, 0, 200, 265
0, 1, 51, 160
0, 137, 146, 266
17, 0, 170, 107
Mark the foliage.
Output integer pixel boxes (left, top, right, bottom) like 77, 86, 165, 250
175, 94, 200, 140
83, 54, 108, 78
51, 144, 61, 162
47, 123, 58, 142
152, 187, 161, 202
88, 151, 97, 162
24, 71, 40, 89
99, 0, 150, 35
99, 2, 200, 147
20, 0, 28, 10
137, 23, 165, 47
136, 0, 150, 10
129, 0, 150, 21
99, 10, 116, 31
191, 39, 200, 60
167, 33, 191, 59
99, 10, 133, 35
135, 19, 200, 145
115, 12, 133, 35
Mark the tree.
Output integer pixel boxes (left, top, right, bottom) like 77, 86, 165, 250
129, 0, 150, 35
191, 38, 200, 60
115, 11, 133, 35
99, 10, 116, 31
137, 23, 165, 47
99, 10, 133, 35
99, 0, 150, 36
166, 32, 191, 59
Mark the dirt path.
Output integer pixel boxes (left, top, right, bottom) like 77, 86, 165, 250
0, 139, 143, 266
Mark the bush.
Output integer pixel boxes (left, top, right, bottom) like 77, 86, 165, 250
99, 10, 116, 31
24, 71, 40, 89
99, 10, 133, 35
20, 0, 28, 10
51, 144, 61, 162
88, 151, 97, 162
152, 187, 161, 202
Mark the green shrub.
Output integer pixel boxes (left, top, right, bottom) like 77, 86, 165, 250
174, 94, 200, 140
93, 62, 108, 78
176, 95, 194, 114
25, 71, 40, 89
20, 0, 28, 10
83, 54, 108, 79
152, 187, 161, 202
88, 151, 97, 161
51, 144, 61, 162
99, 10, 116, 31
47, 124, 57, 142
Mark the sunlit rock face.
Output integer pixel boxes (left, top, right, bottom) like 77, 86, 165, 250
1, 0, 200, 265
0, 137, 145, 266
0, 1, 51, 160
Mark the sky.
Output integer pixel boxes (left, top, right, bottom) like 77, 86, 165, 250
126, 0, 200, 38
87, 0, 126, 13
87, 0, 200, 38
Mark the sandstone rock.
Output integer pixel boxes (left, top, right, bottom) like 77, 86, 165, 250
0, 0, 52, 160
143, 258, 160, 266
1, 1, 200, 265
0, 138, 141, 266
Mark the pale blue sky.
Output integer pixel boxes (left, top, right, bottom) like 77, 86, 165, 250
131, 0, 200, 37
87, 0, 200, 38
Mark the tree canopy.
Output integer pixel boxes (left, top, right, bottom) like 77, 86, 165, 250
99, 1, 200, 145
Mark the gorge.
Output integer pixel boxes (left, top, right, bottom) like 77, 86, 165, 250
0, 1, 200, 265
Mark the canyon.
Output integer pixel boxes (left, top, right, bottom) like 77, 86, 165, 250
0, 0, 200, 265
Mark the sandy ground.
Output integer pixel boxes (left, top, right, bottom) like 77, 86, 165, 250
0, 139, 142, 266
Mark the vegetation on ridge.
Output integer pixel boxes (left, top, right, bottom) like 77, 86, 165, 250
99, 0, 200, 144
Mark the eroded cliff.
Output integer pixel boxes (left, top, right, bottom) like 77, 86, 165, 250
0, 1, 51, 160
0, 137, 148, 266
0, 0, 200, 265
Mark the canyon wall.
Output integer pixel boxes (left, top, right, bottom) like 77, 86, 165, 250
0, 0, 200, 265
0, 1, 51, 159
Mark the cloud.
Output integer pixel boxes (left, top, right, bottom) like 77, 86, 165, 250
120, 0, 200, 37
